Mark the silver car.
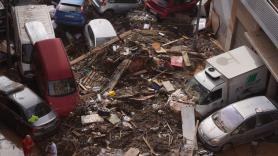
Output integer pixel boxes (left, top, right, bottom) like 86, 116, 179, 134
198, 96, 278, 151
0, 76, 59, 139
91, 0, 142, 15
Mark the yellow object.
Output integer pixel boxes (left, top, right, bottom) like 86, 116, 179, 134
28, 115, 39, 123
108, 90, 116, 97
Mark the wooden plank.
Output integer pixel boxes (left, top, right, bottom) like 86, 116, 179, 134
124, 148, 140, 156
162, 81, 175, 92
181, 106, 195, 156
182, 51, 191, 67
104, 59, 132, 91
70, 30, 132, 65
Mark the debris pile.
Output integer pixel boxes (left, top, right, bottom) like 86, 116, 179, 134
41, 23, 223, 155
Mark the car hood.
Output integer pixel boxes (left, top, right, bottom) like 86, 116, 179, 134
32, 111, 57, 127
199, 116, 226, 140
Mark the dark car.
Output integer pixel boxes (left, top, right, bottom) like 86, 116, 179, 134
54, 0, 86, 26
0, 76, 59, 138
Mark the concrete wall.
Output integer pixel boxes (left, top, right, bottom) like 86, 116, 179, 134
210, 0, 235, 50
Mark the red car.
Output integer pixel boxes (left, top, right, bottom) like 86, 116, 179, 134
32, 38, 79, 117
145, 0, 198, 18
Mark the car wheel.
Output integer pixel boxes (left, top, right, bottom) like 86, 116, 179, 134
103, 10, 114, 18
221, 143, 233, 151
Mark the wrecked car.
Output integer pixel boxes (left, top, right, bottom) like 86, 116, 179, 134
0, 76, 59, 138
91, 0, 142, 16
12, 5, 55, 80
55, 0, 86, 26
32, 38, 79, 117
198, 96, 278, 152
84, 19, 117, 48
145, 0, 198, 18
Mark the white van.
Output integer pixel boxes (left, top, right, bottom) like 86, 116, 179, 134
12, 5, 55, 79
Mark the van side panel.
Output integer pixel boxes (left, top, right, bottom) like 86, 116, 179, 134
228, 65, 268, 103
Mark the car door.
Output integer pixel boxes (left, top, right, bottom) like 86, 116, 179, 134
6, 100, 30, 136
228, 116, 256, 145
0, 95, 14, 127
252, 112, 277, 139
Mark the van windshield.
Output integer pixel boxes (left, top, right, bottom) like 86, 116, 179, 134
24, 102, 51, 119
48, 78, 76, 97
22, 44, 33, 63
185, 78, 210, 104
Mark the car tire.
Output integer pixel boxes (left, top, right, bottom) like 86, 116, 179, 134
221, 143, 233, 151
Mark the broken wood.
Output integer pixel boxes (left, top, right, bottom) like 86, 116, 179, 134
182, 51, 191, 67
142, 136, 159, 156
70, 30, 132, 65
104, 59, 132, 92
124, 148, 140, 156
162, 81, 175, 92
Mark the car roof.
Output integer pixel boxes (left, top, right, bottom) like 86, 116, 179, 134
60, 0, 84, 6
232, 96, 277, 119
0, 76, 24, 95
88, 19, 117, 39
8, 87, 44, 110
35, 38, 73, 80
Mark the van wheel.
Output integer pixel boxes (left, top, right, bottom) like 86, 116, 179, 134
103, 10, 114, 18
221, 143, 233, 151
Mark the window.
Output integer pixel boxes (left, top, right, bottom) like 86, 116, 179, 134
24, 102, 51, 119
203, 89, 222, 104
268, 0, 278, 12
6, 101, 23, 116
174, 0, 192, 4
237, 117, 256, 133
88, 27, 95, 46
48, 78, 76, 97
22, 44, 33, 63
257, 113, 273, 126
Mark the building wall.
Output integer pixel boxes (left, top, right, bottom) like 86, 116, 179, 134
210, 0, 233, 47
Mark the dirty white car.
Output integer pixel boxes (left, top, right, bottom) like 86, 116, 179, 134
198, 96, 278, 151
84, 19, 117, 49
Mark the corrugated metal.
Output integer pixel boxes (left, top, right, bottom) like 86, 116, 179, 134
241, 0, 278, 48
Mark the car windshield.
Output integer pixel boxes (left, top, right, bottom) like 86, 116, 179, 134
58, 3, 82, 12
48, 78, 76, 97
185, 78, 210, 104
22, 44, 33, 63
24, 102, 51, 119
212, 106, 244, 133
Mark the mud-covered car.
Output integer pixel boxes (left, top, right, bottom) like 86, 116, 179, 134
0, 76, 59, 138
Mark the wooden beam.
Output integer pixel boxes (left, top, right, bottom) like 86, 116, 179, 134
70, 30, 132, 66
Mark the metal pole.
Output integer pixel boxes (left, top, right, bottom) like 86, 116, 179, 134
193, 0, 203, 51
